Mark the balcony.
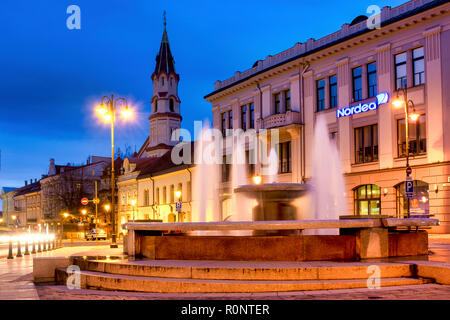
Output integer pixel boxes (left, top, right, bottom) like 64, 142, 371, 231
262, 111, 301, 129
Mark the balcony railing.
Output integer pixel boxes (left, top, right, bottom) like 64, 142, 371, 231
262, 111, 301, 129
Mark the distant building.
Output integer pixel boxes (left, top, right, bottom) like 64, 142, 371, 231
0, 187, 18, 227
12, 179, 41, 230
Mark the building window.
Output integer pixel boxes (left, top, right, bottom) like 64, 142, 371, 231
316, 79, 325, 111
278, 141, 291, 173
170, 185, 174, 203
187, 181, 191, 201
177, 183, 182, 202
161, 77, 165, 86
162, 186, 167, 204
228, 110, 233, 129
284, 90, 291, 111
249, 103, 255, 129
397, 114, 426, 157
354, 184, 381, 215
241, 105, 247, 131
395, 52, 407, 90
413, 47, 425, 86
154, 100, 158, 113
222, 155, 231, 182
329, 75, 337, 108
169, 77, 173, 86
367, 62, 377, 98
274, 93, 281, 114
354, 124, 378, 164
221, 112, 226, 136
352, 67, 362, 101
395, 180, 429, 218
144, 189, 149, 206
155, 188, 160, 205
169, 98, 175, 112
246, 149, 255, 176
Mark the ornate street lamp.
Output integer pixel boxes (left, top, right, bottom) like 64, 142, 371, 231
392, 87, 420, 218
96, 95, 133, 248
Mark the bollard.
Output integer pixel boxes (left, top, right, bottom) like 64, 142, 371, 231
31, 240, 36, 254
7, 238, 14, 259
54, 237, 57, 250
43, 238, 47, 251
24, 240, 30, 256
70, 236, 74, 247
49, 238, 53, 250
59, 235, 62, 249
37, 239, 42, 253
16, 240, 23, 258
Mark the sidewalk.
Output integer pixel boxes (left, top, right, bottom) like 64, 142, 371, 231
0, 245, 122, 300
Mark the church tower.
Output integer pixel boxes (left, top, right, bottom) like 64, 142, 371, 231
146, 12, 182, 158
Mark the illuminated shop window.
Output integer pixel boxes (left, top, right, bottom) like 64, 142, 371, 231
395, 180, 429, 218
354, 184, 381, 215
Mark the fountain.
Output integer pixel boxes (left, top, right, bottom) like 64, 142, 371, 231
232, 117, 345, 235
120, 119, 438, 263
234, 183, 309, 235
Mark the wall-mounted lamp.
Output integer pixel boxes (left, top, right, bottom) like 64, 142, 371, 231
434, 184, 439, 193
383, 188, 388, 196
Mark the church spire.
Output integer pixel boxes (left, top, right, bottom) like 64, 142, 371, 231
153, 11, 176, 77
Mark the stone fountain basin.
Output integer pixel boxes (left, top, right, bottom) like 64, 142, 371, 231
234, 183, 310, 202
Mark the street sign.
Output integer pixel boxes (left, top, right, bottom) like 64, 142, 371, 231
405, 178, 414, 199
176, 202, 182, 212
81, 198, 89, 205
406, 166, 412, 176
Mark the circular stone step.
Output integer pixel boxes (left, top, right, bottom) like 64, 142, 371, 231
71, 257, 415, 281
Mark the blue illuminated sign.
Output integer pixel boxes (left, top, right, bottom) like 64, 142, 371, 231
336, 92, 389, 118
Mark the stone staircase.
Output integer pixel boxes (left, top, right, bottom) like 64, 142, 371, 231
55, 258, 434, 293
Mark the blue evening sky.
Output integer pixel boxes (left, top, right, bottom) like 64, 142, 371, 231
0, 0, 405, 209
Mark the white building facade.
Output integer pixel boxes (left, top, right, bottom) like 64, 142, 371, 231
205, 0, 450, 233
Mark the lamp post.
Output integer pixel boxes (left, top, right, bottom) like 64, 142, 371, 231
96, 95, 133, 248
104, 204, 111, 238
175, 190, 182, 222
61, 212, 69, 246
392, 87, 420, 218
131, 199, 137, 222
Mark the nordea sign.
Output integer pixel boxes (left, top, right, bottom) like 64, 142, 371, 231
336, 92, 389, 118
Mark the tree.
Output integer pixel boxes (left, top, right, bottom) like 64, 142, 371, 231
115, 144, 134, 159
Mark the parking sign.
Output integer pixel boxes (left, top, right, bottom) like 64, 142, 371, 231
405, 178, 414, 198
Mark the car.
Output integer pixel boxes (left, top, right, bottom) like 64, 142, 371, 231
85, 229, 107, 241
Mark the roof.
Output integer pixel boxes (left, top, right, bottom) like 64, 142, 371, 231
1, 187, 18, 194
137, 141, 195, 179
204, 0, 447, 99
153, 27, 176, 77
14, 181, 41, 197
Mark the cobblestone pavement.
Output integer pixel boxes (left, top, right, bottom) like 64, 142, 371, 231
33, 283, 450, 300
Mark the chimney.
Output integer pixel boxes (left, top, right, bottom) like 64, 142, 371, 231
25, 180, 28, 186
48, 158, 56, 176
34, 178, 37, 183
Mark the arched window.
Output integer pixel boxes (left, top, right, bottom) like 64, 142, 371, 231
169, 98, 175, 112
144, 189, 149, 206
161, 77, 164, 86
354, 184, 381, 215
154, 100, 158, 113
177, 183, 182, 202
169, 77, 173, 86
395, 180, 429, 218
155, 188, 160, 205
